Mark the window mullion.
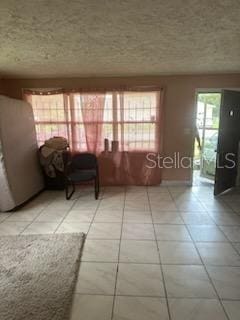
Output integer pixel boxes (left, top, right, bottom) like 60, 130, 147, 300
112, 92, 118, 142
69, 93, 77, 150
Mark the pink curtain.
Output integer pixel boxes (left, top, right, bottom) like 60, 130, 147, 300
98, 90, 164, 185
24, 89, 164, 185
80, 94, 106, 154
24, 91, 72, 147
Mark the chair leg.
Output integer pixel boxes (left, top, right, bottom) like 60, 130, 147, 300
66, 181, 75, 200
94, 177, 99, 200
97, 176, 100, 194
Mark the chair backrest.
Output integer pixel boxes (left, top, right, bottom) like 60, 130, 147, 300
71, 153, 98, 170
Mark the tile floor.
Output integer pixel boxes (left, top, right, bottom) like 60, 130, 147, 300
1, 185, 240, 320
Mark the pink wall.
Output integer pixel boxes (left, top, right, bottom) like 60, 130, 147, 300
2, 74, 240, 182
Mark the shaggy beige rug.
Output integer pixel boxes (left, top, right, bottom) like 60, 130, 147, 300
0, 233, 85, 320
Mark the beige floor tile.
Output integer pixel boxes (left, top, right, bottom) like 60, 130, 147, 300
169, 298, 227, 320
56, 222, 90, 234
227, 201, 240, 213
122, 223, 155, 240
147, 186, 169, 193
162, 265, 216, 298
191, 186, 213, 195
81, 239, 120, 262
0, 212, 11, 222
171, 193, 197, 201
125, 193, 149, 202
20, 201, 49, 212
113, 296, 169, 320
22, 222, 59, 234
180, 212, 215, 225
196, 242, 240, 266
35, 208, 68, 222
220, 195, 240, 203
158, 241, 201, 264
187, 225, 227, 242
206, 266, 240, 299
76, 262, 117, 295
233, 242, 240, 254
72, 200, 99, 210
209, 212, 240, 226
73, 193, 101, 202
64, 210, 95, 222
94, 210, 123, 223
46, 199, 76, 210
6, 210, 42, 222
222, 300, 240, 320
168, 186, 191, 194
98, 200, 124, 211
126, 186, 147, 193
195, 194, 216, 202
150, 201, 178, 212
116, 263, 164, 296
154, 225, 191, 241
123, 211, 152, 223
173, 196, 199, 205
119, 240, 160, 263
124, 201, 150, 212
101, 194, 125, 202
219, 226, 240, 242
152, 211, 183, 224
0, 221, 29, 235
70, 294, 114, 320
175, 200, 206, 212
148, 193, 172, 202
88, 223, 122, 239
201, 201, 233, 213
35, 190, 59, 201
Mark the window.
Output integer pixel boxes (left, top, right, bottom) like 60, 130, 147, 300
27, 91, 161, 153
30, 94, 69, 147
117, 92, 159, 151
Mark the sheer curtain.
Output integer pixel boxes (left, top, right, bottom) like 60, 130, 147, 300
24, 88, 164, 185
24, 91, 72, 147
79, 94, 106, 154
24, 90, 106, 154
98, 90, 164, 185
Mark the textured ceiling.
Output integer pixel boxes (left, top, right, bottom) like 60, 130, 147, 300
0, 0, 240, 78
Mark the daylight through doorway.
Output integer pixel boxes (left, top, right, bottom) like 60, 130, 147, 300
193, 92, 221, 186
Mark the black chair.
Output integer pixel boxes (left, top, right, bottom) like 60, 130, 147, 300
65, 153, 100, 200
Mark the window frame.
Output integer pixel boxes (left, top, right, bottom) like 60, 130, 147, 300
28, 90, 161, 152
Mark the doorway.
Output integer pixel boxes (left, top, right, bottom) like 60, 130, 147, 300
193, 92, 221, 186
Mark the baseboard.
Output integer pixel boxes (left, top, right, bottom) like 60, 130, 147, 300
161, 180, 192, 186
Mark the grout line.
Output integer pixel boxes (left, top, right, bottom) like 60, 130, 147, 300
231, 243, 240, 260
110, 186, 126, 320
168, 187, 232, 320
74, 292, 240, 301
0, 212, 15, 224
50, 198, 78, 233
184, 223, 232, 320
54, 188, 101, 234
19, 203, 54, 235
147, 187, 173, 320
78, 260, 240, 267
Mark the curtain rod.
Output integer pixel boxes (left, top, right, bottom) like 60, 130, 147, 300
22, 86, 164, 95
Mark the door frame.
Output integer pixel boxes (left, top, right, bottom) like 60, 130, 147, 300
214, 89, 240, 195
190, 89, 222, 186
